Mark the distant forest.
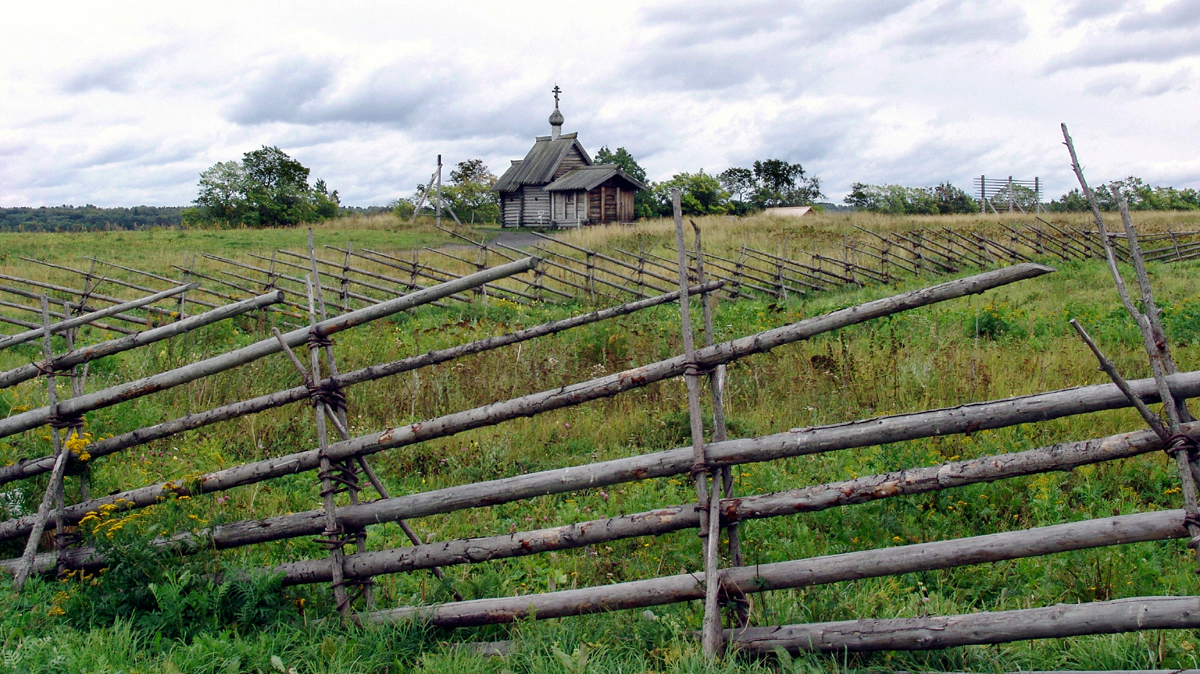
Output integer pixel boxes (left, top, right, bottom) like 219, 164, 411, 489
0, 206, 185, 232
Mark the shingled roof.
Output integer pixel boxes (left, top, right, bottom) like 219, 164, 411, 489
544, 165, 648, 192
493, 133, 593, 193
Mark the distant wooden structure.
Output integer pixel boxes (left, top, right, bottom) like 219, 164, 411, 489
763, 206, 812, 218
494, 87, 647, 228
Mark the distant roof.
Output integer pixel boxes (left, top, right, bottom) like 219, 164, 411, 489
544, 165, 648, 192
493, 133, 593, 192
763, 206, 812, 218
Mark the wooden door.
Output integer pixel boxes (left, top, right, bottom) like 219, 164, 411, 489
604, 189, 617, 221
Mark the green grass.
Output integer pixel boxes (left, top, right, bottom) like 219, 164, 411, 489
1, 213, 1200, 672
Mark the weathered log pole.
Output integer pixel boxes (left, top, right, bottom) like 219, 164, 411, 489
728, 596, 1200, 653
5, 359, 1198, 551
0, 296, 133, 335
0, 265, 1051, 537
9, 262, 180, 319
173, 265, 308, 319
668, 192, 723, 657
0, 313, 43, 331
345, 510, 1189, 627
0, 280, 149, 330
9, 402, 1193, 578
0, 291, 284, 391
531, 232, 677, 292
0, 282, 720, 485
259, 252, 386, 303
88, 257, 228, 309
0, 258, 538, 439
0, 283, 197, 351
10, 298, 70, 593
419, 248, 541, 305
251, 420, 1191, 586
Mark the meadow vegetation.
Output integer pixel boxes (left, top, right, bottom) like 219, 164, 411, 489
1, 210, 1200, 672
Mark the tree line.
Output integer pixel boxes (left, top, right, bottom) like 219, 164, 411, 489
845, 176, 1200, 215
0, 206, 185, 232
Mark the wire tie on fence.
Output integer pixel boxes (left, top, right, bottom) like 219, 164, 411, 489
33, 360, 73, 377
48, 413, 85, 431
307, 331, 335, 350
1167, 433, 1199, 458
306, 380, 347, 413
684, 361, 715, 377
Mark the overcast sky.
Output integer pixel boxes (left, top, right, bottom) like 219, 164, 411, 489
2, 0, 1197, 207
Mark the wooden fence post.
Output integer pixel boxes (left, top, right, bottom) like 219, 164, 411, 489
691, 221, 747, 627
671, 191, 723, 658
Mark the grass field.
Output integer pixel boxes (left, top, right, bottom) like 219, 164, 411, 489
1, 210, 1200, 672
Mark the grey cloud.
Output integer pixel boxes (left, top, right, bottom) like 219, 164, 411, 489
1060, 0, 1128, 26
627, 0, 921, 92
1084, 68, 1194, 97
643, 0, 920, 46
61, 48, 165, 94
842, 136, 1004, 194
225, 56, 539, 142
1119, 0, 1200, 31
898, 1, 1029, 47
226, 57, 338, 125
1046, 31, 1200, 71
754, 108, 866, 167
642, 0, 797, 46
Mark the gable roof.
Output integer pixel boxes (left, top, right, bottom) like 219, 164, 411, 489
493, 133, 592, 192
544, 165, 648, 192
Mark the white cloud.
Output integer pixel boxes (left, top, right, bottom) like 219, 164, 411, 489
0, 0, 1197, 208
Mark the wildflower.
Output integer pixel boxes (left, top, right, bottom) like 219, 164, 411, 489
892, 536, 903, 543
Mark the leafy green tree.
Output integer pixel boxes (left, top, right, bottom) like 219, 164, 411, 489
595, 146, 656, 218
845, 182, 977, 215
193, 161, 247, 224
845, 183, 937, 214
189, 146, 339, 228
1052, 177, 1199, 212
409, 159, 500, 224
930, 182, 979, 214
240, 146, 315, 228
651, 171, 730, 216
313, 179, 340, 220
446, 159, 499, 224
718, 167, 754, 202
1048, 188, 1090, 212
751, 159, 823, 207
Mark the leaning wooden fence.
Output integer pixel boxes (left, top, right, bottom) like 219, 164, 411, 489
1, 161, 1198, 660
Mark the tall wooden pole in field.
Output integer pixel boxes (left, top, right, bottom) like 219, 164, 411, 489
672, 190, 724, 657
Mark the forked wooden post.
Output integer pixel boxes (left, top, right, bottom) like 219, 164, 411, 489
272, 280, 351, 618
12, 296, 70, 593
671, 191, 723, 657
691, 220, 748, 627
307, 231, 373, 609
1063, 122, 1200, 570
